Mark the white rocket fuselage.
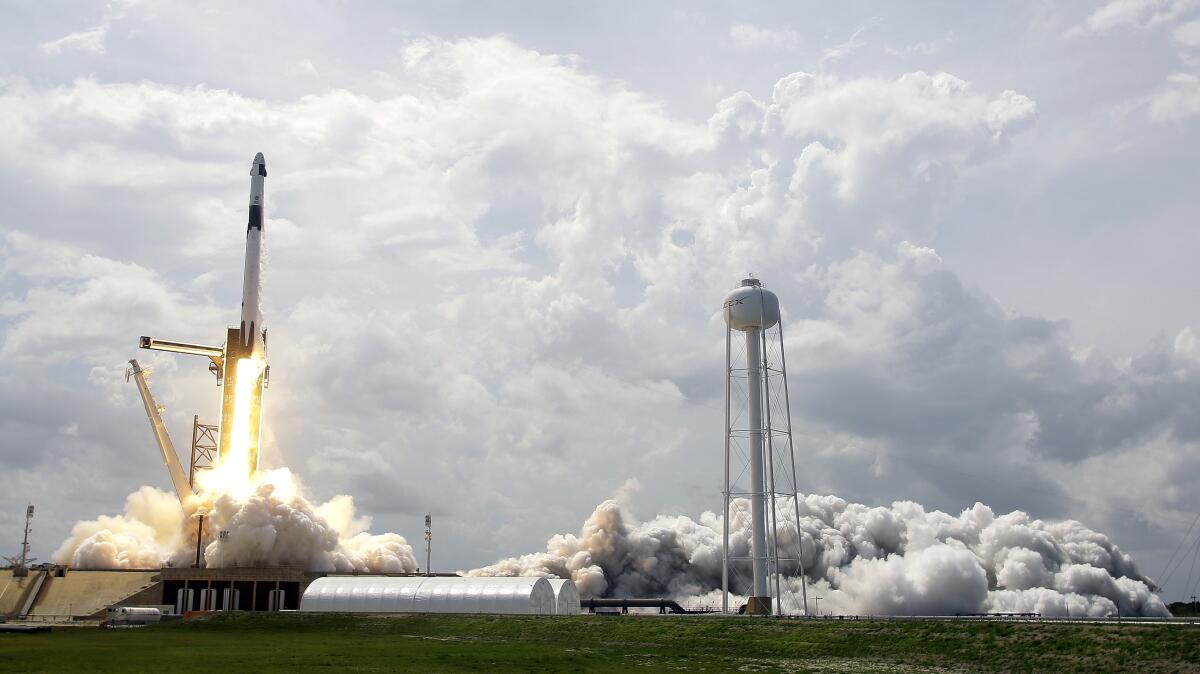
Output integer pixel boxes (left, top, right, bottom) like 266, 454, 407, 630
217, 152, 268, 479
241, 153, 266, 355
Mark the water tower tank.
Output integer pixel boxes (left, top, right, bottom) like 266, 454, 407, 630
723, 278, 780, 332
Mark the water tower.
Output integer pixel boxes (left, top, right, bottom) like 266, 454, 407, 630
721, 277, 808, 615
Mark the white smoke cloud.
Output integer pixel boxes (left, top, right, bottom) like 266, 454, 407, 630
53, 486, 184, 568
54, 468, 417, 573
471, 496, 1170, 617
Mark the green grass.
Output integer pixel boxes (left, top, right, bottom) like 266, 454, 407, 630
2, 612, 1198, 673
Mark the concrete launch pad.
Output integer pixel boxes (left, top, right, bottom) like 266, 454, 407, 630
2, 566, 459, 621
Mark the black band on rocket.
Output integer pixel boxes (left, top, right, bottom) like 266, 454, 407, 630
248, 204, 263, 231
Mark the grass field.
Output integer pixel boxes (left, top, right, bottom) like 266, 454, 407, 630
2, 612, 1199, 673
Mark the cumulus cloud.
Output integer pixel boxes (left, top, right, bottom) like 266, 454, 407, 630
729, 24, 800, 50
38, 27, 108, 56
1065, 0, 1199, 37
1175, 18, 1200, 45
788, 244, 1200, 471
471, 496, 1169, 617
1148, 73, 1200, 122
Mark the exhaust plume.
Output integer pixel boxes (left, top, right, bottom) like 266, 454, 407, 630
469, 495, 1170, 617
54, 468, 417, 573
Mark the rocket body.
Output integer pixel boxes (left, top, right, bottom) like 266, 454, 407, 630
216, 152, 268, 481
240, 152, 266, 356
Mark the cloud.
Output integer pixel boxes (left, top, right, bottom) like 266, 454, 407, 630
470, 495, 1168, 616
54, 469, 418, 573
790, 244, 1200, 465
1148, 73, 1200, 122
3, 33, 1197, 605
38, 26, 108, 56
1175, 18, 1200, 45
288, 59, 319, 77
729, 23, 800, 50
884, 40, 947, 57
820, 20, 880, 66
1065, 0, 1199, 37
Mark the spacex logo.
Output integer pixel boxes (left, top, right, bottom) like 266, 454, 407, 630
723, 298, 745, 309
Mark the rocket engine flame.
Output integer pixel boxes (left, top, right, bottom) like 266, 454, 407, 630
197, 357, 264, 500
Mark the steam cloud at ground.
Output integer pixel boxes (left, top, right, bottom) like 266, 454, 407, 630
53, 468, 418, 573
55, 471, 1169, 616
469, 496, 1170, 617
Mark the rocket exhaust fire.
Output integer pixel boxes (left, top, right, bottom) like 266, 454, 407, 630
135, 153, 270, 495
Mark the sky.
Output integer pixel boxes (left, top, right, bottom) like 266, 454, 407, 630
2, 0, 1200, 600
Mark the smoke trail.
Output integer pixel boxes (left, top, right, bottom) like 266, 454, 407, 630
469, 495, 1170, 617
54, 468, 418, 573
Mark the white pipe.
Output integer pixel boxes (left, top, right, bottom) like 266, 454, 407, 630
722, 325, 732, 613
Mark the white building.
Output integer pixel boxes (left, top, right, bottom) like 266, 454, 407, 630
546, 579, 581, 615
299, 576, 561, 615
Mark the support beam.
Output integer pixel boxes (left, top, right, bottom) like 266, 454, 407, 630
127, 359, 194, 503
140, 336, 224, 373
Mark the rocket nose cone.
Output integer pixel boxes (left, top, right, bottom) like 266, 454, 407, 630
251, 152, 267, 177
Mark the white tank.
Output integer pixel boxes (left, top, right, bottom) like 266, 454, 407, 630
723, 278, 780, 331
299, 576, 556, 615
106, 606, 162, 625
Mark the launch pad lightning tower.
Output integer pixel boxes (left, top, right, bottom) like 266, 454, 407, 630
131, 153, 270, 497
722, 277, 808, 616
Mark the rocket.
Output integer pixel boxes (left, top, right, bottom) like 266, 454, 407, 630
241, 152, 267, 356
217, 152, 269, 479
136, 152, 271, 493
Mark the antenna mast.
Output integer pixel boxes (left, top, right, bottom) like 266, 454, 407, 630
424, 514, 432, 575
5, 504, 36, 576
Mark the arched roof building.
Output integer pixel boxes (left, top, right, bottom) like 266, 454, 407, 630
546, 579, 581, 615
299, 576, 556, 615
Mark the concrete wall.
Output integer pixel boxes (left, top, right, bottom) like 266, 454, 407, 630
0, 569, 41, 617
26, 570, 161, 620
